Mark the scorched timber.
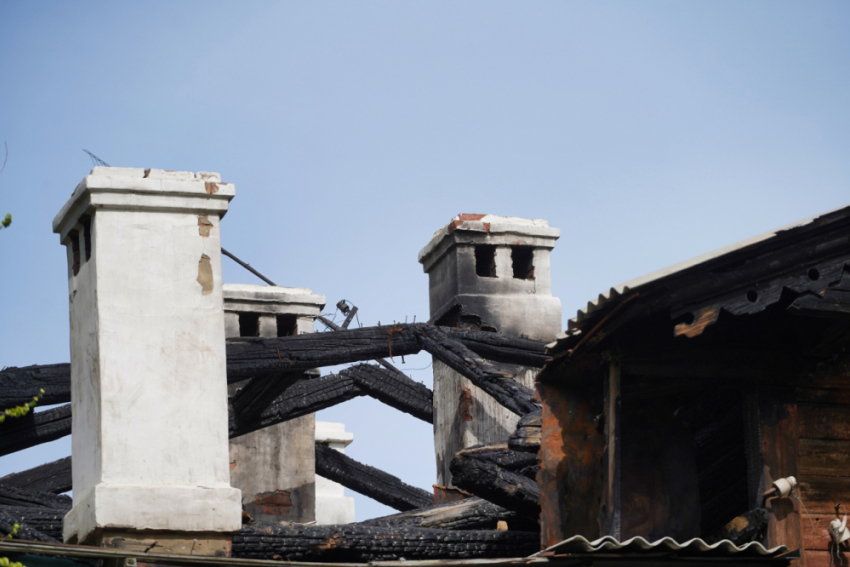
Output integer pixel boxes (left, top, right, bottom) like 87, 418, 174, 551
0, 364, 71, 408
230, 363, 433, 438
443, 328, 550, 368
0, 405, 71, 457
0, 506, 65, 542
315, 443, 432, 512
449, 442, 540, 520
233, 522, 539, 562
361, 496, 537, 532
0, 484, 71, 510
417, 325, 540, 416
0, 457, 72, 495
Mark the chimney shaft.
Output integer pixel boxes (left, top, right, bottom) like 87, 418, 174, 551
418, 214, 561, 491
53, 167, 241, 552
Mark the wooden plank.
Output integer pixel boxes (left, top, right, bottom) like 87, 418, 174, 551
0, 364, 71, 407
758, 390, 803, 553
600, 361, 621, 539
801, 513, 847, 551
801, 353, 850, 390
799, 405, 850, 440
797, 475, 850, 512
799, 439, 850, 477
0, 457, 72, 495
314, 443, 432, 512
797, 388, 850, 405
804, 550, 849, 567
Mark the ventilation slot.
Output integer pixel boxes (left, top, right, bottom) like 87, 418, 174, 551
511, 246, 535, 280
277, 315, 298, 337
238, 313, 261, 337
475, 245, 497, 278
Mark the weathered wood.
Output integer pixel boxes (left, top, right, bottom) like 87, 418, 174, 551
508, 409, 542, 453
600, 360, 621, 539
799, 439, 850, 477
417, 325, 539, 416
0, 457, 71, 495
0, 405, 71, 457
233, 522, 539, 561
0, 364, 71, 408
0, 508, 60, 543
230, 369, 304, 421
361, 496, 527, 531
0, 485, 71, 510
0, 506, 65, 542
449, 442, 539, 520
799, 404, 850, 440
314, 443, 432, 512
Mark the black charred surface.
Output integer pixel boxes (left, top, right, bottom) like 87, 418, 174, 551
315, 443, 432, 512
342, 364, 433, 423
361, 496, 538, 532
0, 405, 71, 458
0, 457, 72, 495
233, 522, 539, 561
417, 325, 540, 416
442, 327, 550, 368
0, 506, 64, 542
705, 508, 769, 545
449, 442, 540, 520
231, 369, 305, 421
509, 409, 542, 453
0, 484, 71, 510
0, 364, 71, 407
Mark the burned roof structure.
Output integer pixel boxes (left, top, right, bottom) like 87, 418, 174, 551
1, 169, 843, 567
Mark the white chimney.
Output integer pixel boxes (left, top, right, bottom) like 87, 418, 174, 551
53, 167, 242, 553
223, 284, 325, 524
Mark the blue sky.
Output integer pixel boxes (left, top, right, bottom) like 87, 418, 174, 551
1, 1, 848, 520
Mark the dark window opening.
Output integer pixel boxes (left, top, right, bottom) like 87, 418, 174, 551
80, 215, 92, 261
277, 315, 298, 337
474, 245, 497, 278
511, 246, 535, 280
69, 229, 81, 276
238, 313, 260, 337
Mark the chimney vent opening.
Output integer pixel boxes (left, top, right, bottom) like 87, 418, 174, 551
511, 246, 535, 280
276, 315, 298, 337
238, 312, 261, 337
474, 245, 497, 278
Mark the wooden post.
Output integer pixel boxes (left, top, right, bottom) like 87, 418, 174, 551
600, 360, 622, 539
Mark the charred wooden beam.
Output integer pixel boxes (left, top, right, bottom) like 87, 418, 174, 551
508, 409, 542, 453
0, 364, 71, 408
0, 506, 65, 542
225, 324, 423, 383
417, 325, 540, 416
361, 496, 537, 532
315, 443, 432, 512
342, 364, 433, 423
0, 457, 71, 495
449, 442, 539, 520
0, 405, 71, 458
705, 508, 769, 545
233, 522, 539, 562
442, 327, 550, 368
0, 485, 71, 510
230, 369, 304, 421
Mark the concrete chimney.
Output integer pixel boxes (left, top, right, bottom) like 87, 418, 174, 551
223, 284, 324, 524
418, 214, 561, 490
53, 167, 241, 553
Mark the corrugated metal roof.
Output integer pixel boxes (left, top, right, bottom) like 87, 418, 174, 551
536, 535, 789, 558
567, 203, 850, 332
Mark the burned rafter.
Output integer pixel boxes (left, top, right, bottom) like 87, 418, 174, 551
0, 364, 72, 409
0, 508, 60, 543
0, 506, 65, 542
233, 522, 539, 562
315, 443, 432, 512
0, 457, 71, 495
0, 405, 71, 457
448, 441, 540, 520
417, 325, 540, 416
0, 484, 71, 510
362, 496, 538, 532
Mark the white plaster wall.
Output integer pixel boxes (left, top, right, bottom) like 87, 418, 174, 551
315, 422, 355, 525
